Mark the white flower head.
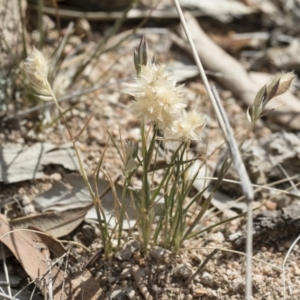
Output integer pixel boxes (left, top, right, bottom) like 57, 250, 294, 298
24, 47, 52, 100
166, 109, 206, 141
125, 63, 187, 131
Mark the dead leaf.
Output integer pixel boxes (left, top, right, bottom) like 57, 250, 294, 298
33, 174, 136, 229
27, 226, 67, 259
0, 214, 103, 299
11, 204, 93, 238
0, 142, 79, 183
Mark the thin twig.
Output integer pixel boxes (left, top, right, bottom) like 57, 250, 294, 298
211, 87, 254, 299
184, 248, 219, 285
1, 243, 11, 297
2, 82, 126, 122
60, 250, 70, 300
0, 292, 19, 300
45, 253, 53, 300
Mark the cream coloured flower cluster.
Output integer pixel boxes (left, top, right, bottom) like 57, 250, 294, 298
24, 47, 52, 101
125, 63, 205, 141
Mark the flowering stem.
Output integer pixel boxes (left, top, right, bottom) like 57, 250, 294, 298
140, 122, 157, 252
48, 87, 111, 254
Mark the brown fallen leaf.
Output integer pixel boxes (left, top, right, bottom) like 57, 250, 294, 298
0, 214, 103, 299
11, 203, 93, 238
179, 12, 300, 130
26, 226, 69, 259
33, 174, 138, 229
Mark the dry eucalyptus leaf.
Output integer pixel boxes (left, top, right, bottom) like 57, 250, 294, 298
11, 204, 93, 238
33, 174, 136, 229
0, 214, 102, 299
0, 142, 79, 183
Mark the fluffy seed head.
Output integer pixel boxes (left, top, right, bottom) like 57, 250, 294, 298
125, 63, 187, 132
24, 47, 52, 99
165, 110, 206, 141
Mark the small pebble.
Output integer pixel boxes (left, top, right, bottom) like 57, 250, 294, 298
210, 231, 225, 244
149, 246, 171, 263
151, 284, 161, 294
265, 200, 277, 211
201, 271, 213, 285
21, 195, 31, 206
115, 240, 140, 261
174, 263, 193, 279
109, 289, 125, 299
190, 252, 202, 263
23, 204, 35, 215
126, 288, 135, 299
108, 276, 117, 284
120, 268, 132, 280
291, 262, 300, 275
50, 173, 62, 181
82, 224, 97, 240
193, 288, 207, 297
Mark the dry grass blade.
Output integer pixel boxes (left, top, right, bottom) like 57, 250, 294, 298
1, 84, 102, 121
74, 111, 95, 141
211, 87, 253, 200
173, 2, 254, 299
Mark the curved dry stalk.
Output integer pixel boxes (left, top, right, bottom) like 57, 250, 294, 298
173, 1, 254, 298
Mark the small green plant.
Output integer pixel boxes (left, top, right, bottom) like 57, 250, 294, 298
122, 37, 207, 252
24, 38, 295, 257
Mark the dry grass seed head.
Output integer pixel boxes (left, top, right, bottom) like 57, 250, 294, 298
24, 46, 52, 99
